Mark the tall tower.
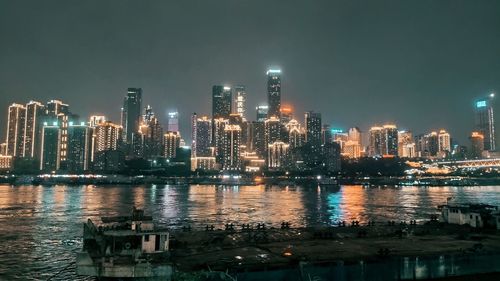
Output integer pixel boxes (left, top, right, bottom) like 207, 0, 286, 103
122, 88, 142, 143
6, 103, 26, 157
234, 85, 247, 120
474, 93, 496, 151
267, 69, 281, 118
305, 111, 322, 150
163, 131, 181, 159
256, 105, 269, 122
168, 111, 179, 132
383, 124, 398, 156
194, 115, 212, 157
67, 122, 92, 172
23, 101, 45, 158
212, 85, 232, 118
222, 124, 241, 171
40, 122, 61, 171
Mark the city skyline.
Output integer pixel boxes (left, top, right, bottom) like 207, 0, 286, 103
1, 1, 500, 144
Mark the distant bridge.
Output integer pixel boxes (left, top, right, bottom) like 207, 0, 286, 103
437, 158, 500, 168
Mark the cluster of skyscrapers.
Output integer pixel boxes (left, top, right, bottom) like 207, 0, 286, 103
0, 69, 496, 173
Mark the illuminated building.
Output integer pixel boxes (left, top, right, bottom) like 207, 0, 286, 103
415, 132, 439, 157
305, 111, 322, 152
89, 115, 106, 127
168, 111, 179, 132
234, 85, 247, 120
383, 124, 398, 156
470, 131, 484, 159
67, 122, 92, 172
248, 121, 266, 158
438, 129, 451, 157
46, 99, 69, 116
397, 130, 415, 158
23, 101, 45, 159
342, 140, 361, 158
241, 151, 266, 172
286, 119, 303, 149
268, 141, 289, 170
6, 103, 26, 157
192, 115, 212, 157
0, 155, 12, 170
267, 69, 282, 118
280, 106, 293, 125
191, 156, 216, 171
321, 124, 332, 145
213, 118, 229, 164
164, 131, 181, 159
332, 129, 348, 150
368, 127, 383, 157
143, 105, 154, 124
122, 88, 142, 143
212, 85, 232, 118
348, 127, 361, 144
256, 105, 269, 122
265, 116, 281, 149
45, 100, 71, 163
145, 116, 164, 158
222, 124, 241, 171
40, 122, 61, 171
93, 121, 124, 171
0, 143, 6, 155
474, 93, 496, 151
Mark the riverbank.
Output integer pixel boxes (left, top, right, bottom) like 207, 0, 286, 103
170, 222, 500, 280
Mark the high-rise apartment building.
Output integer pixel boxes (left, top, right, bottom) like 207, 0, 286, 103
234, 86, 247, 120
438, 129, 451, 156
222, 124, 241, 171
268, 141, 289, 170
67, 122, 92, 172
40, 122, 61, 171
23, 101, 45, 159
164, 131, 181, 159
6, 103, 26, 157
212, 85, 232, 118
305, 111, 322, 151
470, 131, 485, 158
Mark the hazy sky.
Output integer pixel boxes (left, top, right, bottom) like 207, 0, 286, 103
1, 0, 499, 144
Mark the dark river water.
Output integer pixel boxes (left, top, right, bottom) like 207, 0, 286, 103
0, 184, 499, 280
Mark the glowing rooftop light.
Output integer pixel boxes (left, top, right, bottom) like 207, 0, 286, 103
223, 86, 231, 91
476, 100, 487, 108
266, 69, 281, 75
490, 93, 495, 98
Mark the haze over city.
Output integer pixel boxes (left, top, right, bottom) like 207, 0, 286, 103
1, 0, 500, 144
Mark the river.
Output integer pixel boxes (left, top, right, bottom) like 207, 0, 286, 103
0, 184, 498, 280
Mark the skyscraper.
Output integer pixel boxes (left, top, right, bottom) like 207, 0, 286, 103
264, 116, 281, 147
40, 122, 61, 171
213, 118, 229, 164
268, 141, 289, 170
23, 101, 45, 159
234, 86, 247, 120
474, 93, 496, 151
168, 111, 179, 132
222, 124, 241, 171
305, 111, 322, 150
398, 130, 415, 158
267, 69, 281, 118
256, 105, 269, 122
92, 121, 123, 171
212, 85, 232, 118
438, 129, 451, 156
46, 99, 69, 116
67, 122, 92, 172
368, 127, 383, 157
383, 124, 398, 156
470, 131, 484, 158
193, 115, 212, 157
6, 103, 26, 157
122, 88, 142, 143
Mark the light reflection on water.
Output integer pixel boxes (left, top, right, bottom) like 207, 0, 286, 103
0, 184, 498, 280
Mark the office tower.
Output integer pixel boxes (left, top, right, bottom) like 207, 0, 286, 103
323, 142, 342, 172
286, 119, 303, 149
89, 115, 106, 127
305, 111, 322, 150
438, 129, 451, 156
143, 105, 155, 124
6, 103, 26, 157
23, 101, 45, 158
343, 141, 362, 158
164, 131, 181, 159
67, 122, 92, 172
321, 124, 332, 145
470, 132, 484, 158
383, 124, 398, 156
280, 106, 293, 125
40, 122, 61, 171
268, 141, 289, 170
267, 69, 281, 118
368, 127, 383, 157
248, 121, 266, 158
474, 93, 495, 151
144, 116, 164, 158
265, 116, 281, 146
213, 118, 229, 163
122, 88, 142, 143
212, 85, 232, 118
398, 130, 415, 158
168, 111, 179, 132
348, 127, 362, 144
193, 116, 212, 157
234, 86, 247, 120
222, 124, 241, 171
256, 105, 269, 122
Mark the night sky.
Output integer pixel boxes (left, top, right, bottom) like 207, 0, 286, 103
1, 0, 499, 144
